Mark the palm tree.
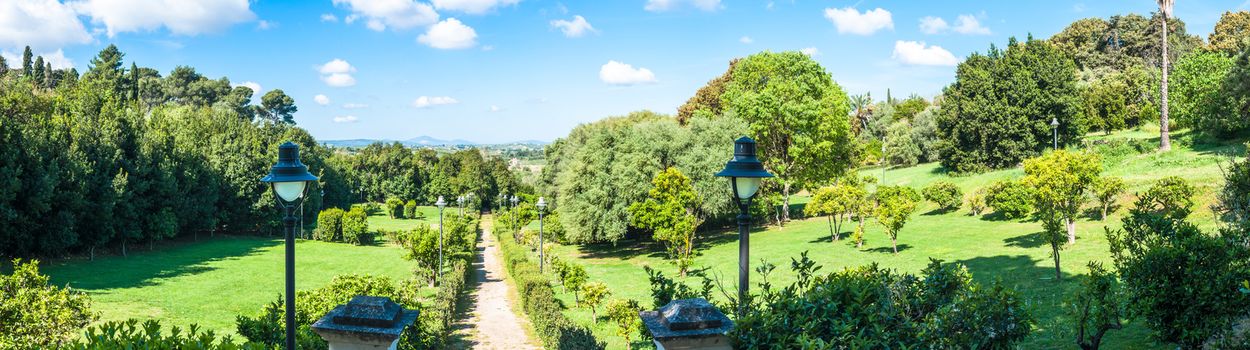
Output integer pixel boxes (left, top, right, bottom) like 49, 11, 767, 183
849, 93, 872, 136
1158, 0, 1175, 151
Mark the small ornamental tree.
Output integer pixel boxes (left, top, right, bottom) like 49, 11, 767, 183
314, 208, 345, 242
1135, 176, 1195, 221
628, 168, 701, 276
875, 186, 921, 254
1070, 261, 1128, 350
986, 180, 1036, 219
580, 282, 611, 322
966, 187, 988, 216
605, 299, 644, 350
1091, 177, 1126, 221
404, 200, 417, 219
922, 181, 963, 211
1024, 150, 1101, 280
342, 207, 371, 245
1, 259, 96, 348
385, 197, 405, 219
849, 176, 877, 248
805, 183, 865, 242
399, 225, 440, 286
562, 263, 589, 304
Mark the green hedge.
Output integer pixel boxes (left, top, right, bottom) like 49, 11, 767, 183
494, 226, 604, 350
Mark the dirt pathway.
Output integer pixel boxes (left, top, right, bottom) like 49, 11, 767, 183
452, 218, 540, 349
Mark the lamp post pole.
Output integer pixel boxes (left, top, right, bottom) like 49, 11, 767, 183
881, 134, 887, 185
260, 142, 318, 350
510, 195, 519, 240
1051, 117, 1060, 150
537, 197, 547, 273
715, 137, 773, 318
436, 196, 446, 286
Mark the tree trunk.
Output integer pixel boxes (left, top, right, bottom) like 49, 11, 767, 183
1160, 13, 1171, 151
122, 240, 127, 257
857, 216, 866, 248
827, 216, 836, 241
90, 246, 95, 261
891, 236, 898, 254
1067, 218, 1077, 245
781, 183, 792, 225
1101, 205, 1108, 221
1052, 243, 1062, 280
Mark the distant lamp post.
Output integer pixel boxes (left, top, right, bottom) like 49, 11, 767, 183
537, 197, 547, 273
715, 136, 773, 317
1051, 117, 1060, 150
435, 195, 447, 286
457, 195, 465, 216
260, 141, 319, 350
510, 195, 520, 240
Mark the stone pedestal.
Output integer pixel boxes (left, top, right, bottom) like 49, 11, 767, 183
311, 296, 419, 350
639, 298, 735, 350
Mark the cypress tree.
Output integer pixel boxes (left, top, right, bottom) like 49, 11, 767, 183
21, 46, 33, 77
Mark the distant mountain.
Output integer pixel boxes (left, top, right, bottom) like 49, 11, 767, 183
321, 136, 548, 148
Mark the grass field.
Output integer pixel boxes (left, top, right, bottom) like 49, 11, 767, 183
536, 129, 1244, 350
34, 212, 437, 338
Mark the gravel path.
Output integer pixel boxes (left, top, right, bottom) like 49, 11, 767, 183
453, 221, 540, 349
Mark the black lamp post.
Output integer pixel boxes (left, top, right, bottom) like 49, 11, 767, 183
436, 195, 446, 286
1051, 117, 1060, 150
457, 195, 465, 216
715, 136, 773, 317
537, 197, 547, 273
510, 195, 520, 239
260, 142, 318, 350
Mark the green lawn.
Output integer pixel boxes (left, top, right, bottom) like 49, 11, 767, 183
361, 205, 444, 233
538, 129, 1242, 350
39, 231, 422, 337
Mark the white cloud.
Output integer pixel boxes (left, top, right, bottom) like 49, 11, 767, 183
489, 105, 501, 112
952, 14, 991, 35
256, 20, 273, 30
0, 0, 91, 51
550, 15, 595, 38
342, 103, 369, 109
314, 94, 331, 105
739, 36, 753, 44
823, 7, 892, 35
800, 47, 818, 56
318, 59, 357, 87
41, 49, 73, 68
412, 96, 459, 108
333, 115, 359, 123
331, 0, 438, 31
418, 18, 477, 49
74, 0, 256, 37
320, 13, 338, 22
892, 40, 958, 66
918, 16, 947, 35
431, 0, 519, 15
644, 0, 721, 12
235, 81, 261, 93
599, 60, 656, 86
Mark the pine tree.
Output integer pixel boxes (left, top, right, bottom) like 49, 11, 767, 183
31, 56, 45, 85
0, 55, 8, 76
43, 62, 54, 88
21, 46, 33, 77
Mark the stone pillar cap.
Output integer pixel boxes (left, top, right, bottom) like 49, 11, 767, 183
311, 296, 419, 342
639, 298, 734, 341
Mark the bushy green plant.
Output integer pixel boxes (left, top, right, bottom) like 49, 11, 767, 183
730, 255, 1033, 349
581, 282, 611, 322
922, 181, 963, 210
0, 259, 96, 349
362, 202, 382, 216
72, 319, 266, 350
875, 186, 921, 254
643, 266, 713, 310
1092, 177, 1126, 221
314, 208, 345, 242
1069, 261, 1128, 350
1136, 176, 1195, 221
605, 299, 644, 350
386, 197, 405, 219
966, 187, 988, 216
986, 180, 1035, 219
404, 200, 417, 219
341, 207, 371, 245
496, 229, 604, 349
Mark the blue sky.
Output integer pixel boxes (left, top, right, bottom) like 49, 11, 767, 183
1, 0, 1245, 143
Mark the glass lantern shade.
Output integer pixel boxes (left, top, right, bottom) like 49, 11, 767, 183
731, 177, 762, 200
715, 136, 773, 200
537, 197, 547, 210
436, 196, 447, 208
273, 181, 307, 203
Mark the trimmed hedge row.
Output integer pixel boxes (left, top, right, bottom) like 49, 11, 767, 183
494, 226, 604, 350
419, 214, 479, 347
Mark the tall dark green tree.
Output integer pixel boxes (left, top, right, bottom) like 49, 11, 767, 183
21, 46, 32, 77
259, 89, 297, 124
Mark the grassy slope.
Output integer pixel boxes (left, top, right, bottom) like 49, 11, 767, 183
38, 212, 437, 337
541, 129, 1244, 350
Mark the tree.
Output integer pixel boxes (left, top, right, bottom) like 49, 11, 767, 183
314, 208, 345, 241
399, 225, 441, 286
966, 187, 988, 216
21, 46, 32, 77
0, 55, 7, 76
580, 281, 610, 322
605, 299, 643, 350
1092, 177, 1126, 221
1, 259, 96, 348
884, 120, 920, 166
1136, 176, 1194, 220
874, 186, 920, 254
31, 56, 45, 86
561, 263, 589, 304
849, 93, 873, 135
1157, 0, 1175, 151
404, 200, 417, 219
804, 183, 864, 242
848, 176, 876, 248
1024, 150, 1102, 245
341, 207, 370, 245
386, 197, 405, 219
628, 168, 700, 276
87, 44, 125, 82
1210, 11, 1250, 55
921, 181, 963, 211
1083, 73, 1134, 134
910, 105, 943, 163
938, 37, 1083, 173
1218, 44, 1250, 137
258, 89, 297, 124
1171, 51, 1234, 134
721, 51, 856, 223
986, 180, 1036, 219
676, 59, 737, 125
1070, 262, 1128, 350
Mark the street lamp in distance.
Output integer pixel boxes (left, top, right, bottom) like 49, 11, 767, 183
537, 197, 547, 273
260, 141, 319, 350
435, 195, 447, 286
1050, 117, 1060, 150
714, 136, 773, 317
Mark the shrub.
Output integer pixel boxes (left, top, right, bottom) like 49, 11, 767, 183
404, 200, 417, 219
730, 255, 1033, 348
1136, 176, 1195, 221
386, 197, 405, 219
966, 187, 988, 216
1091, 177, 1126, 221
986, 180, 1035, 219
1069, 262, 1128, 350
496, 228, 604, 349
72, 319, 266, 349
313, 208, 345, 242
341, 207, 372, 245
362, 202, 382, 216
605, 299, 644, 350
922, 181, 963, 210
1, 259, 96, 349
643, 266, 713, 309
581, 282, 611, 322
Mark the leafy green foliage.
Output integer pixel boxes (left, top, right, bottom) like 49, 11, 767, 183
1171, 51, 1235, 133
884, 120, 921, 166
1209, 11, 1250, 56
1218, 43, 1250, 137
938, 37, 1083, 173
1135, 176, 1195, 221
555, 260, 589, 304
731, 255, 1032, 349
874, 186, 921, 254
1218, 146, 1250, 230
580, 282, 611, 322
1092, 177, 1126, 221
73, 319, 265, 350
1069, 262, 1128, 350
496, 228, 604, 349
642, 266, 713, 310
604, 299, 643, 350
986, 180, 1036, 219
1023, 150, 1102, 278
404, 200, 417, 219
805, 181, 868, 242
386, 197, 406, 219
0, 259, 95, 348
922, 181, 963, 210
676, 58, 737, 125
966, 187, 988, 216
341, 207, 371, 245
629, 168, 700, 275
721, 50, 856, 222
313, 208, 345, 242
